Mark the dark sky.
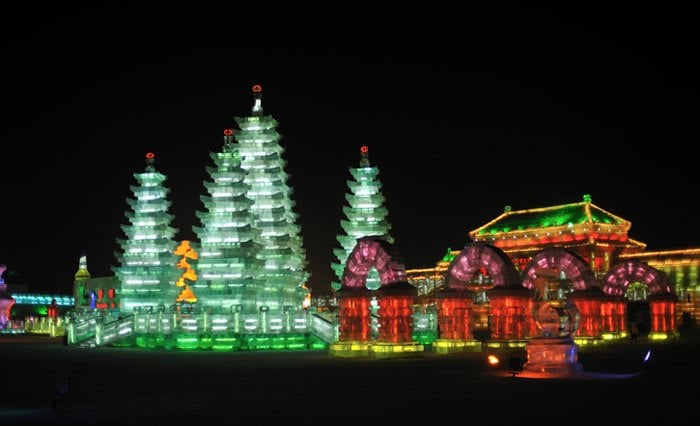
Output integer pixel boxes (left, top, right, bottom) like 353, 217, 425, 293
1, 7, 698, 296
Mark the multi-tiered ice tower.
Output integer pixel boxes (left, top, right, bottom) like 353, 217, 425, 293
234, 85, 309, 311
195, 84, 309, 313
193, 129, 262, 312
114, 153, 180, 312
331, 145, 393, 292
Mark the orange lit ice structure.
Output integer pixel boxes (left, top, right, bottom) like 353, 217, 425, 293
435, 287, 475, 353
568, 289, 605, 339
437, 243, 531, 352
330, 236, 423, 358
521, 248, 611, 344
486, 285, 535, 345
335, 287, 373, 356
619, 248, 700, 330
174, 241, 198, 305
469, 195, 647, 278
603, 261, 677, 340
406, 195, 690, 349
373, 281, 418, 357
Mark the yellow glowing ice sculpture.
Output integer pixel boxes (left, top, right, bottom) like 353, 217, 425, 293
175, 241, 198, 303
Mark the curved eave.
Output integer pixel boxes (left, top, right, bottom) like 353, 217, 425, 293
470, 201, 632, 238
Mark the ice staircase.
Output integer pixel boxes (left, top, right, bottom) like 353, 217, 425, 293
67, 312, 134, 347
308, 311, 337, 344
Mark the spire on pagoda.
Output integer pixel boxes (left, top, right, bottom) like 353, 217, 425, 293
251, 84, 263, 116
359, 144, 370, 167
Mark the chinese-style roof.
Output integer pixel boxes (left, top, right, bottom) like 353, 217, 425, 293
470, 195, 630, 238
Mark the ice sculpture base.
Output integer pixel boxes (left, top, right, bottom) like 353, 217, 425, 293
522, 337, 583, 375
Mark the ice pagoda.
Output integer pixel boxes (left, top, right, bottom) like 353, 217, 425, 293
114, 153, 180, 313
193, 129, 262, 312
331, 145, 394, 292
195, 84, 310, 313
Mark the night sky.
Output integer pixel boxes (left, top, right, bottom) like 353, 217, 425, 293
1, 7, 697, 296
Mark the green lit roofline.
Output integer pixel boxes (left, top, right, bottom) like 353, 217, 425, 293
472, 201, 629, 236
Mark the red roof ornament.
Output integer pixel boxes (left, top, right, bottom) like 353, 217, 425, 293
146, 152, 155, 159
252, 84, 262, 93
360, 145, 369, 154
224, 129, 233, 136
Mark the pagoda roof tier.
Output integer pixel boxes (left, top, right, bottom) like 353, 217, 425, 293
198, 194, 253, 208
125, 198, 172, 210
247, 194, 292, 205
123, 211, 174, 222
204, 168, 249, 181
196, 233, 258, 244
332, 247, 351, 260
345, 193, 386, 206
236, 137, 284, 147
346, 180, 382, 193
134, 173, 166, 184
349, 167, 379, 180
339, 220, 391, 234
244, 166, 287, 178
234, 114, 279, 128
197, 247, 262, 259
336, 233, 393, 245
114, 266, 179, 276
342, 206, 389, 220
130, 186, 169, 197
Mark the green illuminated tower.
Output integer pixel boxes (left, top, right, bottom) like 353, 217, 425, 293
193, 129, 262, 312
234, 84, 309, 311
331, 146, 394, 292
114, 153, 180, 313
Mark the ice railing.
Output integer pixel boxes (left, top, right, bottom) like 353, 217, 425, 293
24, 316, 67, 337
67, 307, 437, 347
131, 308, 312, 336
309, 311, 337, 343
66, 311, 106, 344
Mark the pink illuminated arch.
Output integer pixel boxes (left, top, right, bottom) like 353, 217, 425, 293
602, 261, 673, 297
341, 236, 407, 289
446, 243, 521, 290
521, 248, 598, 291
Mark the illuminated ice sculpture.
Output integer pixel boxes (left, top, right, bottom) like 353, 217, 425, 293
522, 299, 583, 375
193, 128, 261, 312
113, 152, 180, 313
0, 264, 15, 328
331, 237, 423, 358
233, 84, 309, 312
331, 145, 394, 292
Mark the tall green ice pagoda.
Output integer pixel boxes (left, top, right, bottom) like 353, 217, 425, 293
114, 153, 180, 313
193, 129, 262, 312
233, 84, 309, 311
331, 145, 394, 291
